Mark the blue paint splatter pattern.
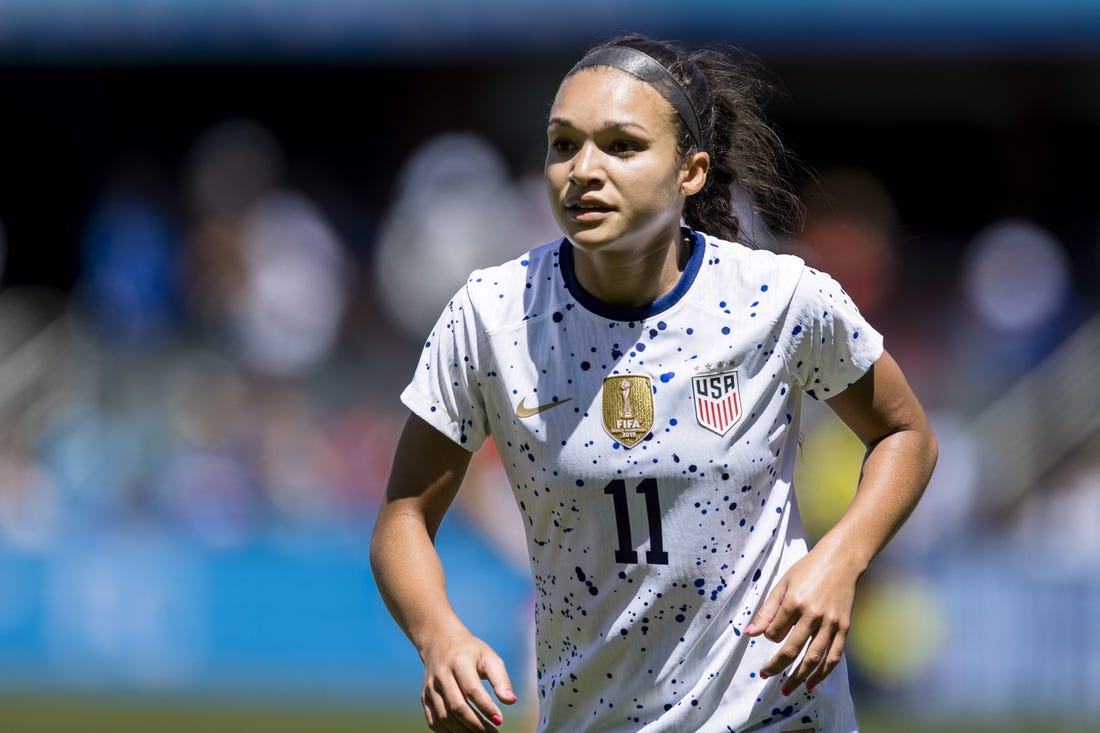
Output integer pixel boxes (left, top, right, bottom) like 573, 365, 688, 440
401, 231, 880, 732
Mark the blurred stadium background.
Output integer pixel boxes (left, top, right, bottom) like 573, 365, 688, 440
1, 2, 1099, 731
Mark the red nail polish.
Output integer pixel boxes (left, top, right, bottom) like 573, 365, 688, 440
759, 672, 769, 679
781, 687, 792, 696
491, 714, 503, 726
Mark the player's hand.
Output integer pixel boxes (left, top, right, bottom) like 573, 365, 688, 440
420, 631, 517, 731
743, 547, 860, 695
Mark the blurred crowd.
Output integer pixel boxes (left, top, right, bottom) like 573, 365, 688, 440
0, 116, 571, 566
0, 105, 1099, 719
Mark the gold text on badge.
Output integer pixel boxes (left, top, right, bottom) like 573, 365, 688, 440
602, 375, 654, 448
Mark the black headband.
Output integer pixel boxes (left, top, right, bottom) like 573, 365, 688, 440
568, 46, 704, 149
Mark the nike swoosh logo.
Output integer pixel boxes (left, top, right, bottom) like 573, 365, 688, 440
516, 396, 573, 418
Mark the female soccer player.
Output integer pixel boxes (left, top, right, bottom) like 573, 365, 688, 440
371, 34, 938, 732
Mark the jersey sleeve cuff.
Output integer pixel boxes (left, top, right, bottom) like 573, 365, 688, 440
400, 383, 485, 452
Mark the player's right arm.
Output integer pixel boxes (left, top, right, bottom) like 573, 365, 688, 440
370, 413, 517, 731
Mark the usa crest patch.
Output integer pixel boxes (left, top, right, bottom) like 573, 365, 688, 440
692, 369, 742, 436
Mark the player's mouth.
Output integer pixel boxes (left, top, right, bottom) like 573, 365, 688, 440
565, 199, 614, 222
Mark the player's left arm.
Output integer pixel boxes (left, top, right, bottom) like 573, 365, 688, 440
745, 350, 938, 694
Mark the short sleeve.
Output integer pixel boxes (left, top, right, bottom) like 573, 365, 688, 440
400, 283, 490, 451
783, 266, 884, 399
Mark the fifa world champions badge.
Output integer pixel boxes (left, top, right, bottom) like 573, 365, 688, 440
602, 375, 654, 448
692, 369, 742, 436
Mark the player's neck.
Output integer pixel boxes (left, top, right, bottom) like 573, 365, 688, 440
571, 230, 693, 309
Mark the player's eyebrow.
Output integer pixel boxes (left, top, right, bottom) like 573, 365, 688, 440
547, 117, 651, 134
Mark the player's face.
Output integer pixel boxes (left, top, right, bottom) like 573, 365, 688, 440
545, 67, 708, 257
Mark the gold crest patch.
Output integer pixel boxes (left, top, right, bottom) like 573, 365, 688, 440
601, 375, 654, 448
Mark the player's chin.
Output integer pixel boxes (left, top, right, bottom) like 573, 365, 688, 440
563, 225, 623, 255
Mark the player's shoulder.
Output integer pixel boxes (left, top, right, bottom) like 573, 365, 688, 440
701, 232, 804, 269
462, 238, 565, 329
695, 232, 807, 297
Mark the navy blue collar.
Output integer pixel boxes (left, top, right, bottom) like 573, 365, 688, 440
559, 229, 705, 321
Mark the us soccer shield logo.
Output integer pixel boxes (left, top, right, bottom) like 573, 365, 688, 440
692, 369, 742, 436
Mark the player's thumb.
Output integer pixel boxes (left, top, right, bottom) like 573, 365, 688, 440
480, 653, 518, 705
745, 579, 786, 637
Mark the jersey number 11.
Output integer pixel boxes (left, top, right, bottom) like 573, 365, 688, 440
604, 479, 669, 565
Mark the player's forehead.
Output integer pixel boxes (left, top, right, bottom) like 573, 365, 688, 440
548, 66, 676, 135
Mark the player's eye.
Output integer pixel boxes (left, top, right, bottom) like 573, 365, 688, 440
549, 137, 576, 154
608, 139, 640, 156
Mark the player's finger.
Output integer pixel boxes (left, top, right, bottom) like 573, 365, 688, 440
424, 686, 461, 732
805, 622, 849, 692
432, 674, 489, 731
422, 691, 437, 730
761, 588, 803, 645
745, 578, 787, 637
478, 653, 518, 707
454, 663, 503, 728
784, 626, 833, 694
760, 616, 818, 680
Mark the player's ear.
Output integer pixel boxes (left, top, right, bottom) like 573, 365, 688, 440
680, 151, 709, 196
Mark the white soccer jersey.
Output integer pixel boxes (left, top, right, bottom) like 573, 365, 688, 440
402, 230, 883, 733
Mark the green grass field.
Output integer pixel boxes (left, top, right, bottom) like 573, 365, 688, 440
0, 697, 1094, 733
